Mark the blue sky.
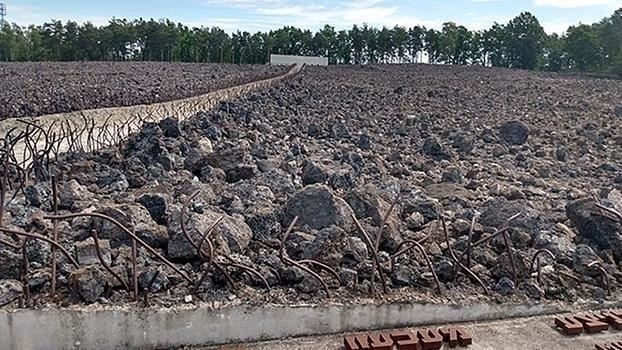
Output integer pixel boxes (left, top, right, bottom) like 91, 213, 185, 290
6, 0, 621, 34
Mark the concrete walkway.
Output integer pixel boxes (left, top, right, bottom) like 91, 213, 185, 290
203, 314, 622, 350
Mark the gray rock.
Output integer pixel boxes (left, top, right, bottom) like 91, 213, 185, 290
555, 146, 569, 162
422, 136, 450, 160
533, 231, 574, 265
70, 266, 107, 303
452, 134, 474, 154
168, 209, 252, 260
331, 122, 351, 139
297, 276, 322, 294
304, 226, 348, 269
281, 267, 305, 285
284, 185, 355, 232
0, 280, 22, 306
495, 277, 515, 295
244, 205, 282, 244
302, 162, 328, 185
356, 134, 373, 150
441, 167, 464, 183
566, 198, 622, 261
139, 269, 170, 293
91, 204, 169, 248
342, 237, 368, 267
614, 105, 622, 118
401, 197, 441, 223
24, 183, 49, 208
75, 237, 112, 266
0, 248, 22, 280
59, 180, 90, 210
480, 198, 541, 232
136, 193, 170, 225
392, 265, 416, 286
500, 121, 529, 145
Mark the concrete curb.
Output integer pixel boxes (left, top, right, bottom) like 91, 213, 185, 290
1, 300, 620, 350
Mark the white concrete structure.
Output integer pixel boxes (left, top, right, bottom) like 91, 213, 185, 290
1, 300, 620, 349
270, 54, 328, 66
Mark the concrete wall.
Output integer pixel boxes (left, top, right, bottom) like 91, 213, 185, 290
1, 300, 620, 350
270, 54, 328, 66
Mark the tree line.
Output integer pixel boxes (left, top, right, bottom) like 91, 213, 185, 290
0, 9, 621, 75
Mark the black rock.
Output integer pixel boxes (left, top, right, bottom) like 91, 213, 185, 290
435, 259, 455, 283
495, 277, 515, 296
136, 193, 169, 225
284, 185, 355, 231
566, 199, 622, 262
422, 136, 450, 160
555, 146, 569, 162
159, 117, 182, 138
70, 266, 107, 303
139, 269, 170, 293
302, 162, 328, 185
356, 134, 373, 150
500, 121, 530, 145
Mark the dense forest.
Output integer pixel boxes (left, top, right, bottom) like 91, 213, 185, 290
0, 9, 621, 75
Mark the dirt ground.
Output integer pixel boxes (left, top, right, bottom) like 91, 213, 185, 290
202, 313, 622, 350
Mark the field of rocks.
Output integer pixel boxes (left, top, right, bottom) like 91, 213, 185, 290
0, 62, 287, 120
1, 63, 622, 309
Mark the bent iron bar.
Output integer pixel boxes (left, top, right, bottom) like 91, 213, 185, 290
344, 326, 472, 350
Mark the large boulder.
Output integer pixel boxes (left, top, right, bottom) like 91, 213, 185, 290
303, 226, 348, 269
89, 204, 169, 248
283, 185, 355, 232
167, 208, 252, 260
500, 121, 529, 145
566, 198, 622, 262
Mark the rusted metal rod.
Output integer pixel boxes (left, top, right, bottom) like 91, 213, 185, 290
390, 239, 443, 296
280, 216, 331, 297
0, 227, 79, 267
351, 213, 388, 296
51, 175, 59, 296
91, 230, 129, 291
44, 212, 191, 283
529, 249, 556, 285
371, 195, 398, 295
588, 261, 612, 296
441, 217, 490, 295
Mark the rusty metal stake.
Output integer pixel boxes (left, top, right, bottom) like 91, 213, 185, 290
588, 261, 612, 296
51, 175, 59, 297
529, 249, 556, 285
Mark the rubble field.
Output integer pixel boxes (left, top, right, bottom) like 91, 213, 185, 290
0, 62, 288, 120
2, 63, 622, 309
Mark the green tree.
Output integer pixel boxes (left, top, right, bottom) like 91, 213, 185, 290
565, 24, 601, 71
505, 12, 546, 69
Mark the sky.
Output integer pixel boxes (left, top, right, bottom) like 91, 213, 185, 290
5, 0, 621, 35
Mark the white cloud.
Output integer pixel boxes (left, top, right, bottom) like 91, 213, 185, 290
534, 0, 619, 8
7, 4, 110, 26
